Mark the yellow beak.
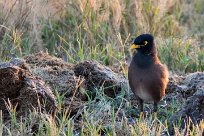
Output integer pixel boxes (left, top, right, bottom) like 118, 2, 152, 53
130, 44, 140, 49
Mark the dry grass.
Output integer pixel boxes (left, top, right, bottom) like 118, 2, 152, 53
0, 0, 202, 72
0, 0, 182, 48
0, 0, 204, 135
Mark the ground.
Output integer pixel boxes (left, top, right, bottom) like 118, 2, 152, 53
0, 52, 203, 135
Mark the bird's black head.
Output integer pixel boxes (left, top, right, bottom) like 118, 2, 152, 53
131, 34, 156, 55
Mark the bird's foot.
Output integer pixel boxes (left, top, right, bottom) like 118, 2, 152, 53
154, 112, 157, 120
153, 112, 158, 128
139, 112, 143, 122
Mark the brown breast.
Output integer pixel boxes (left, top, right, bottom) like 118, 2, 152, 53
128, 59, 169, 103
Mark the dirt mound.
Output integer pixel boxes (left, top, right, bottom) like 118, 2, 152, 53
23, 53, 127, 116
0, 58, 57, 120
74, 61, 127, 98
24, 53, 127, 99
166, 74, 185, 94
24, 52, 73, 68
24, 52, 87, 100
168, 72, 204, 135
1, 52, 203, 135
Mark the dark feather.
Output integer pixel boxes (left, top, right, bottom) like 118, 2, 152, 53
128, 34, 169, 105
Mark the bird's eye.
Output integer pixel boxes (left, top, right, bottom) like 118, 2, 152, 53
143, 41, 148, 45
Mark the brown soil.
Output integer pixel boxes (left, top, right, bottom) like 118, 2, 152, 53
0, 52, 203, 135
0, 58, 57, 121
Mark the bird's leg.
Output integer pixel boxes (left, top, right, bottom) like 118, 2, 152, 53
153, 102, 157, 119
153, 102, 158, 128
139, 98, 143, 122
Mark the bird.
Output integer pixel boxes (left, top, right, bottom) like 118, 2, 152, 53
128, 34, 169, 120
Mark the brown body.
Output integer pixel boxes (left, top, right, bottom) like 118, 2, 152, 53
128, 56, 169, 103
128, 34, 169, 117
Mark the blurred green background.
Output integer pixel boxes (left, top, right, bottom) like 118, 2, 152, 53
0, 0, 203, 73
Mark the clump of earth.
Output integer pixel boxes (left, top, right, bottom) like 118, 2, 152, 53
0, 52, 203, 134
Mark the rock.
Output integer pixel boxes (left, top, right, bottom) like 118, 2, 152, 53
74, 61, 127, 98
0, 59, 57, 120
168, 72, 204, 135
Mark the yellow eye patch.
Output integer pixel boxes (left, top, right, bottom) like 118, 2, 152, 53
144, 41, 148, 45
130, 41, 148, 49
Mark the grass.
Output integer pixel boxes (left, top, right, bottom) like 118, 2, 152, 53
1, 87, 203, 135
157, 37, 204, 72
0, 0, 203, 72
0, 0, 204, 135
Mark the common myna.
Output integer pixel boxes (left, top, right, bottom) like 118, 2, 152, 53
128, 34, 169, 120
